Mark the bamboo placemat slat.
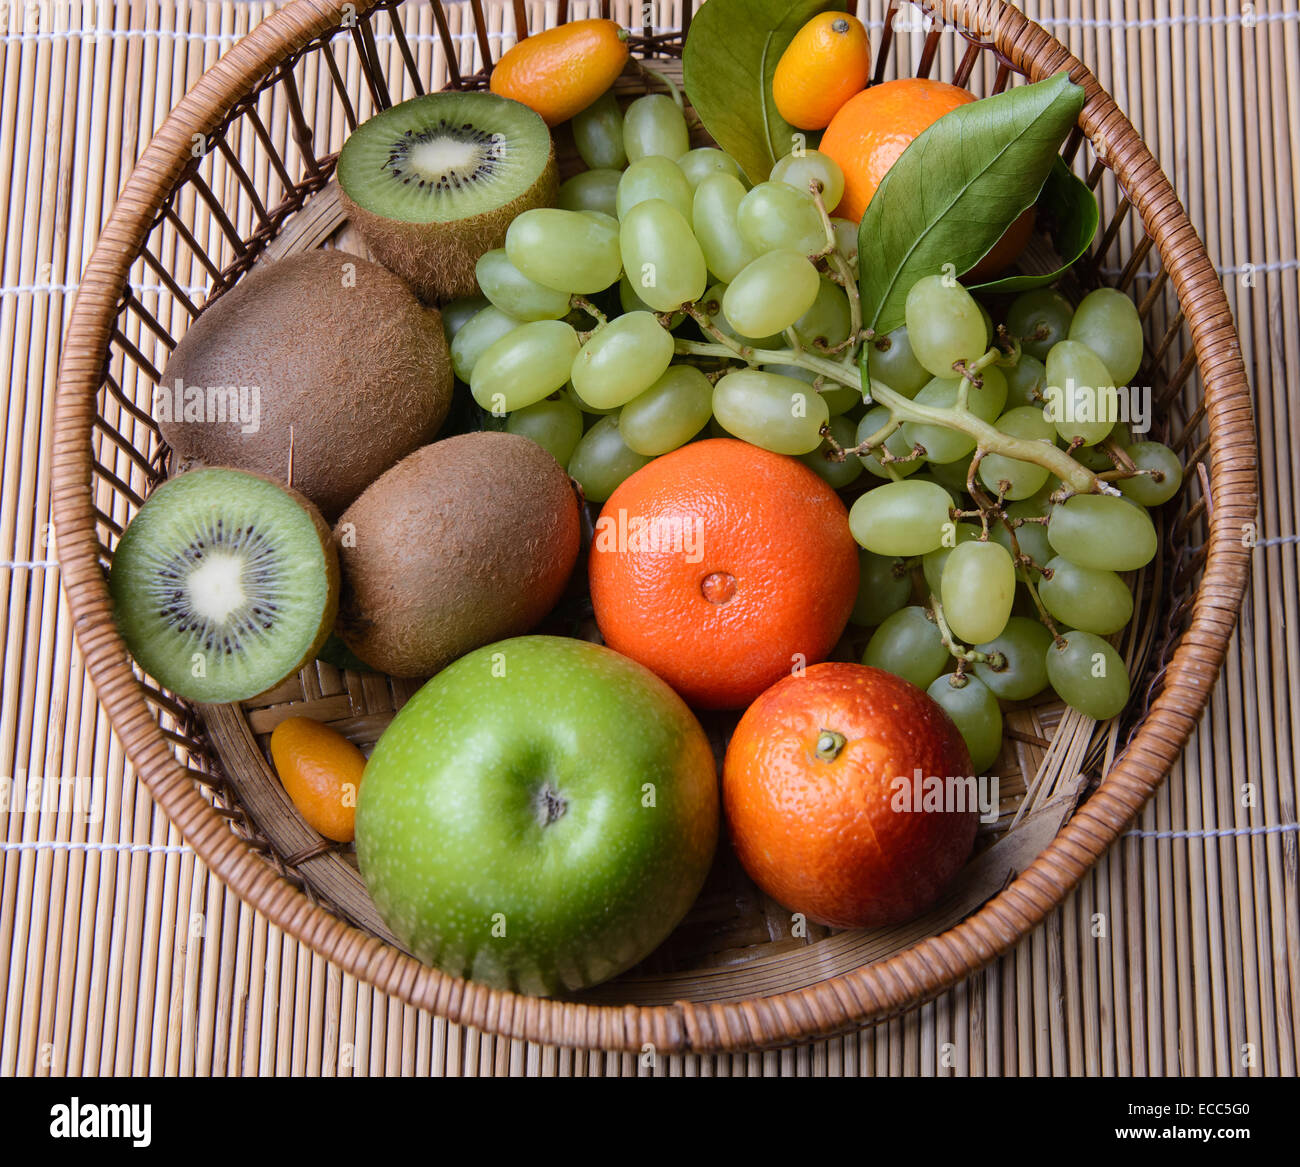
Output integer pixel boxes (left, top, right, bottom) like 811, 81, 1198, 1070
2, 0, 1296, 1075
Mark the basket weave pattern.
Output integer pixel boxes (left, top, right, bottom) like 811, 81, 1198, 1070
52, 0, 1256, 1051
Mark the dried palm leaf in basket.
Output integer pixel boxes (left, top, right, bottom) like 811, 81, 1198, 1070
52, 0, 1256, 1052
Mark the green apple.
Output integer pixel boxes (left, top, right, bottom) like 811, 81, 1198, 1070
356, 635, 719, 995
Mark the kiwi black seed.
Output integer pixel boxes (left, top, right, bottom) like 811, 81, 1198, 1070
337, 90, 558, 303
110, 467, 339, 704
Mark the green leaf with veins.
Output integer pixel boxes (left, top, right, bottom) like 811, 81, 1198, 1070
858, 71, 1087, 335
683, 0, 836, 185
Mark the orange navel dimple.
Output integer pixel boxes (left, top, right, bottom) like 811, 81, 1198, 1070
701, 571, 737, 604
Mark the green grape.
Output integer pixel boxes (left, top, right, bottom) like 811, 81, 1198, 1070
1073, 441, 1116, 473
699, 282, 782, 348
475, 248, 572, 321
904, 275, 990, 377
769, 149, 845, 213
563, 379, 618, 416
622, 94, 689, 162
1044, 630, 1130, 719
567, 414, 653, 502
618, 364, 713, 455
505, 398, 584, 466
856, 405, 921, 480
1017, 480, 1059, 515
926, 673, 1002, 774
941, 539, 1015, 645
677, 147, 743, 189
505, 208, 621, 294
619, 199, 708, 312
1007, 288, 1074, 361
1048, 493, 1157, 571
972, 616, 1053, 701
866, 325, 931, 399
1110, 421, 1136, 448
977, 300, 994, 347
850, 550, 913, 627
849, 479, 954, 556
921, 521, 981, 596
571, 311, 675, 409
711, 369, 829, 455
990, 504, 1053, 575
616, 155, 694, 222
617, 274, 684, 327
978, 405, 1056, 499
863, 606, 950, 690
470, 320, 581, 413
766, 364, 859, 417
450, 304, 522, 382
1002, 353, 1047, 410
572, 91, 627, 169
557, 168, 622, 217
692, 173, 759, 282
1043, 340, 1119, 446
830, 217, 858, 263
441, 296, 489, 344
722, 250, 821, 339
922, 459, 972, 500
798, 414, 862, 489
737, 182, 826, 256
1038, 555, 1134, 635
902, 367, 1008, 464
1117, 441, 1183, 506
1068, 287, 1144, 384
791, 277, 851, 349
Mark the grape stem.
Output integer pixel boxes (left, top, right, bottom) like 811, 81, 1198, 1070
1101, 435, 1138, 474
929, 595, 1004, 669
673, 335, 1108, 494
807, 182, 865, 369
570, 295, 608, 327
635, 60, 685, 110
1021, 575, 1067, 648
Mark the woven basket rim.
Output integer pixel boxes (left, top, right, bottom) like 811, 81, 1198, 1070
51, 0, 1258, 1053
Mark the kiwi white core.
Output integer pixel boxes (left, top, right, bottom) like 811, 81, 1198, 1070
406, 135, 501, 183
187, 552, 246, 624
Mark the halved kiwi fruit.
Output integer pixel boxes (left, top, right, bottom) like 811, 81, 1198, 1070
337, 90, 558, 303
109, 468, 339, 704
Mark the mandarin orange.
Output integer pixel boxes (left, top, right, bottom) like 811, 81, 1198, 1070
588, 439, 859, 710
723, 662, 978, 929
819, 78, 975, 223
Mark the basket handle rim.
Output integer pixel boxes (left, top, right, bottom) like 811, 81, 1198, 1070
51, 0, 1258, 1053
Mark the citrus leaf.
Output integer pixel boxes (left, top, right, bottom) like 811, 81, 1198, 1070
964, 158, 1099, 294
858, 71, 1087, 334
683, 0, 836, 184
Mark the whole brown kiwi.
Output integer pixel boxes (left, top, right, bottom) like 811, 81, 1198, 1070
333, 432, 581, 677
159, 252, 452, 521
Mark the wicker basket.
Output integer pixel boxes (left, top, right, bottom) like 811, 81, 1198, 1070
53, 0, 1256, 1053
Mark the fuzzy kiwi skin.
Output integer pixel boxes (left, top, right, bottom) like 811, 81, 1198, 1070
333, 432, 581, 677
160, 252, 452, 521
338, 144, 558, 304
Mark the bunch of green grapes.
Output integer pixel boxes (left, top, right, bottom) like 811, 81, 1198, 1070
442, 83, 1183, 753
852, 280, 1183, 767
442, 86, 863, 501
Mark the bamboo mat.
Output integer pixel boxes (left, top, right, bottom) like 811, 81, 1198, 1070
1, 0, 1296, 1076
